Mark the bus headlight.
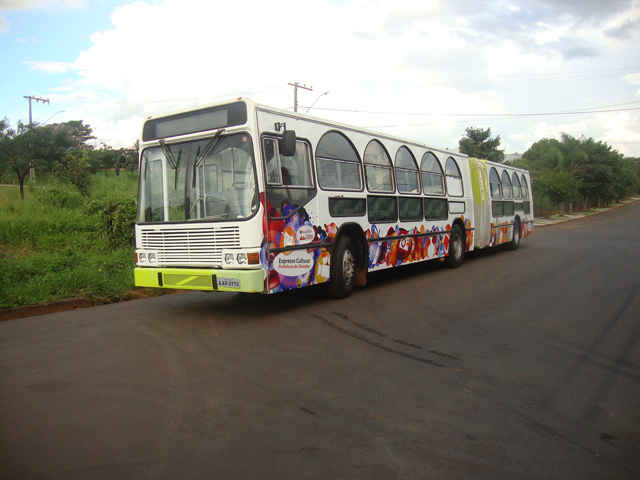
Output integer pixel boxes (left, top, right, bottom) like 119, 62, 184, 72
136, 250, 158, 265
222, 250, 261, 269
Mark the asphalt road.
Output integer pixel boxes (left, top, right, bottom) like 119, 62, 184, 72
1, 203, 639, 480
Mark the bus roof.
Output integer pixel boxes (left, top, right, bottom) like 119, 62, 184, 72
142, 97, 530, 174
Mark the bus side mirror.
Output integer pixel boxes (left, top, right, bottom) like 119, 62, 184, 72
279, 130, 297, 157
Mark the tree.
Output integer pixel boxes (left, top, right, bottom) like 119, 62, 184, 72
1, 120, 74, 199
58, 120, 96, 149
0, 119, 97, 199
522, 135, 582, 212
543, 170, 581, 216
86, 142, 139, 176
87, 144, 117, 175
522, 133, 638, 213
521, 138, 564, 171
458, 126, 505, 163
120, 140, 139, 172
612, 162, 639, 201
618, 157, 640, 199
573, 136, 623, 208
54, 149, 94, 196
557, 133, 588, 174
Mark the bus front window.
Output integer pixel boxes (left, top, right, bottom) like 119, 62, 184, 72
139, 155, 165, 222
137, 133, 257, 223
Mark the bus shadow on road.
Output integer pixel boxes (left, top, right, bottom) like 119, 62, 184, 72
170, 284, 331, 324
168, 244, 531, 325
360, 243, 525, 291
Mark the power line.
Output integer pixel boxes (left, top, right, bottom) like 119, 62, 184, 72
302, 105, 640, 118
38, 84, 287, 106
338, 67, 640, 88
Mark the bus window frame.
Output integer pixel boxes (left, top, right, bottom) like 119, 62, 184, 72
445, 157, 464, 197
489, 167, 502, 199
398, 196, 424, 222
315, 130, 363, 192
501, 170, 513, 200
363, 139, 395, 194
395, 146, 421, 195
367, 195, 399, 224
262, 135, 317, 220
521, 174, 530, 199
420, 151, 446, 196
511, 172, 522, 200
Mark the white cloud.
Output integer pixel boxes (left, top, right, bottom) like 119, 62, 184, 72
27, 0, 640, 155
598, 112, 640, 157
24, 60, 78, 73
625, 73, 640, 86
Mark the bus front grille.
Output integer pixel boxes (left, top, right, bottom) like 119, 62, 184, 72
139, 226, 240, 266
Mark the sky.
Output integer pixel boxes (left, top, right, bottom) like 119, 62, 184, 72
1, 0, 639, 157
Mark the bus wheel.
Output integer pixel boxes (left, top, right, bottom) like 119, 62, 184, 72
445, 224, 465, 268
507, 219, 521, 250
327, 235, 355, 299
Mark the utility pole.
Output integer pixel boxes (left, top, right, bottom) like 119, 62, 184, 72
288, 82, 313, 112
24, 96, 50, 126
23, 96, 50, 181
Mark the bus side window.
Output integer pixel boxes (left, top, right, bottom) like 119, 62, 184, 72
263, 138, 282, 185
445, 157, 464, 197
316, 131, 362, 191
265, 139, 316, 219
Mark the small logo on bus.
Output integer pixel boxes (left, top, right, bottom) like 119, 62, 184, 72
296, 225, 315, 244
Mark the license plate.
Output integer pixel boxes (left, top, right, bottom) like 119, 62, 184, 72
218, 277, 240, 289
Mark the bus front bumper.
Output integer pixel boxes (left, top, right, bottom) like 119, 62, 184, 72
135, 267, 265, 293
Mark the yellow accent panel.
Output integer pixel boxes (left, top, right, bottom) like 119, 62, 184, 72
468, 157, 492, 249
135, 268, 161, 288
134, 267, 265, 293
468, 157, 489, 206
164, 274, 212, 288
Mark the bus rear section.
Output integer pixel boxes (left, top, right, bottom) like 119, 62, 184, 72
467, 157, 534, 251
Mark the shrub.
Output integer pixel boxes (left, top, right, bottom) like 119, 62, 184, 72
54, 150, 94, 197
37, 182, 86, 209
88, 197, 137, 248
1, 171, 141, 309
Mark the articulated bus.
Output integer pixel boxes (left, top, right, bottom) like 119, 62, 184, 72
134, 98, 533, 298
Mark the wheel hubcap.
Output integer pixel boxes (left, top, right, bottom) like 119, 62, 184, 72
342, 249, 355, 285
452, 235, 462, 259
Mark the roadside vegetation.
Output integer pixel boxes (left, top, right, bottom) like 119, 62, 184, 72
0, 173, 141, 309
0, 118, 149, 309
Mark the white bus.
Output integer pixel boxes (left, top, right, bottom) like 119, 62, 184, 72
134, 98, 533, 298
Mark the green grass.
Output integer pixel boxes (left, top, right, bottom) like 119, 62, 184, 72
0, 172, 143, 309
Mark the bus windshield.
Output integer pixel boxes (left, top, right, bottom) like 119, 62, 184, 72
138, 132, 257, 223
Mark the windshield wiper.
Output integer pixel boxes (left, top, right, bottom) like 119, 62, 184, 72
159, 139, 183, 189
191, 129, 225, 188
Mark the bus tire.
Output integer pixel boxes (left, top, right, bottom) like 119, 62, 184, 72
445, 224, 465, 268
327, 235, 356, 299
507, 219, 521, 251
